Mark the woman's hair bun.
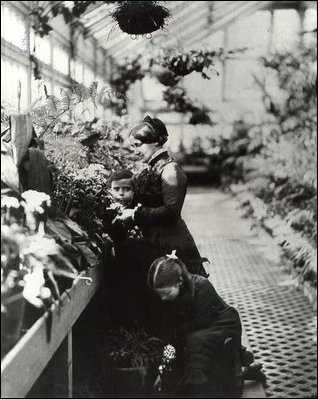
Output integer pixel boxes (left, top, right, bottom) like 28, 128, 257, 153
130, 115, 168, 145
142, 115, 168, 145
143, 115, 153, 124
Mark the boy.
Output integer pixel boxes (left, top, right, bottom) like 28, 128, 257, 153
103, 169, 145, 327
108, 169, 135, 208
103, 169, 142, 245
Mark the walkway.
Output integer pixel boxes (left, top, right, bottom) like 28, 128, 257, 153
183, 187, 317, 399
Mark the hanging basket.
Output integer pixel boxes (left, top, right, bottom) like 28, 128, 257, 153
189, 108, 213, 125
111, 1, 171, 35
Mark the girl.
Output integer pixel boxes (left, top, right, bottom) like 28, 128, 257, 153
147, 251, 243, 395
117, 115, 209, 277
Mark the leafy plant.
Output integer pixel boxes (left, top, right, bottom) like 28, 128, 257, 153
31, 82, 101, 137
1, 190, 94, 314
101, 325, 163, 370
111, 1, 171, 35
109, 56, 146, 115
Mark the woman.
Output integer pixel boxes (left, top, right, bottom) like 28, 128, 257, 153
147, 251, 243, 395
118, 115, 209, 277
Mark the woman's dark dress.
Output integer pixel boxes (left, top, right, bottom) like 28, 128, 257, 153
160, 274, 242, 392
134, 150, 208, 277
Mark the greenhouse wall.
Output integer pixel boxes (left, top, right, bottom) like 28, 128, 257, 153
1, 1, 112, 121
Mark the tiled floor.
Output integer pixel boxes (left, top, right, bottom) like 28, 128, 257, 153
183, 188, 317, 398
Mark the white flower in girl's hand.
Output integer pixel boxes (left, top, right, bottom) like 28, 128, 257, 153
163, 344, 176, 361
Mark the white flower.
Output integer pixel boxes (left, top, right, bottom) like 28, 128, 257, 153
163, 344, 176, 360
22, 266, 45, 308
1, 197, 20, 209
108, 202, 124, 211
21, 236, 59, 258
21, 190, 51, 214
22, 190, 51, 206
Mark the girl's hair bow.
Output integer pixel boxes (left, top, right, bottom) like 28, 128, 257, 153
166, 250, 178, 260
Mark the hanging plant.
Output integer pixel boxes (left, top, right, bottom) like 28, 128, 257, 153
189, 107, 214, 126
109, 56, 146, 115
162, 87, 197, 113
111, 1, 171, 35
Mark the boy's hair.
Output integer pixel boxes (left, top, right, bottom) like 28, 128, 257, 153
108, 169, 134, 187
147, 255, 195, 297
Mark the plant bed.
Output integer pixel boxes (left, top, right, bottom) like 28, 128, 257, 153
230, 183, 317, 310
1, 265, 101, 398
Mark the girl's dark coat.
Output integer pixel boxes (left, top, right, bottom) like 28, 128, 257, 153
160, 274, 242, 388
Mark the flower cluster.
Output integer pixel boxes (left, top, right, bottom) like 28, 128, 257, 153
21, 190, 52, 232
156, 344, 176, 392
162, 344, 176, 362
1, 190, 96, 317
104, 202, 143, 241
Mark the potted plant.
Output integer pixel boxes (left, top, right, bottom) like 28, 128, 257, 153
189, 107, 213, 126
101, 325, 163, 394
111, 1, 171, 36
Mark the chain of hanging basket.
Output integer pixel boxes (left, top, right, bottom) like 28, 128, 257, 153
111, 1, 171, 35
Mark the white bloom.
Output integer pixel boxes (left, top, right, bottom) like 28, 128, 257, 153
21, 190, 51, 208
109, 202, 124, 211
1, 197, 20, 209
22, 266, 45, 308
21, 236, 59, 258
163, 344, 176, 360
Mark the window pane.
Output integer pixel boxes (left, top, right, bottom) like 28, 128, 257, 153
1, 59, 28, 111
228, 10, 272, 57
272, 9, 301, 52
74, 61, 83, 83
224, 59, 262, 101
304, 8, 317, 31
52, 45, 69, 75
304, 8, 317, 46
83, 67, 95, 87
1, 3, 27, 51
35, 36, 51, 65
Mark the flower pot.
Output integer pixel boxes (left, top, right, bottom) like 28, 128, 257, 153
105, 365, 149, 394
1, 286, 25, 358
112, 3, 170, 35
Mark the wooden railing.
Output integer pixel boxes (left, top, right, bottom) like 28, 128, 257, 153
1, 265, 101, 398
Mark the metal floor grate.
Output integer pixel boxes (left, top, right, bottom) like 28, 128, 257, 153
184, 190, 317, 398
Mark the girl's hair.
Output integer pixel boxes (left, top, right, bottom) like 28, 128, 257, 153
130, 115, 168, 146
147, 256, 195, 297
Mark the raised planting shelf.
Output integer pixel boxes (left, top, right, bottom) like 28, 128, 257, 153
1, 265, 101, 398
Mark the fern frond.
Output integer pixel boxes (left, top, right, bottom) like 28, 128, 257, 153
89, 81, 98, 108
45, 95, 60, 113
